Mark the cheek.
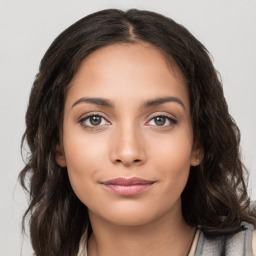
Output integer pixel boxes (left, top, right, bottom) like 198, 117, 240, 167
152, 126, 193, 165
64, 127, 109, 170
150, 130, 193, 191
63, 130, 108, 203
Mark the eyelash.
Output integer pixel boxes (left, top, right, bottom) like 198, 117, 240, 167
78, 113, 177, 130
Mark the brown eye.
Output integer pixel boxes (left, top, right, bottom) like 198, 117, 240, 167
153, 116, 166, 126
79, 114, 110, 128
148, 115, 177, 127
89, 116, 102, 126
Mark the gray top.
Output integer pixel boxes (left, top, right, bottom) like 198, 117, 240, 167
195, 222, 255, 256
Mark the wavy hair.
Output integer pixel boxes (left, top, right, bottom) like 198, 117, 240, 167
19, 9, 256, 255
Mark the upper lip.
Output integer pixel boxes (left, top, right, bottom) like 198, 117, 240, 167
101, 177, 155, 185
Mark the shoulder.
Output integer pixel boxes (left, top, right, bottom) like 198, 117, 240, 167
195, 222, 256, 256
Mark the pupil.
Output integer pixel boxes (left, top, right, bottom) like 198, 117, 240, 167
155, 116, 165, 126
90, 116, 101, 126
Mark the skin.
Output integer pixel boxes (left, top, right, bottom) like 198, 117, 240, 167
56, 42, 202, 256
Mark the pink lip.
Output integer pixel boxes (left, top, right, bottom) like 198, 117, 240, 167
101, 177, 155, 196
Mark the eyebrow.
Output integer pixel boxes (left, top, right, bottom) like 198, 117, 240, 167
71, 96, 185, 109
72, 97, 114, 108
141, 96, 185, 110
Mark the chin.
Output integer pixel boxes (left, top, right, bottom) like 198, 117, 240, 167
89, 201, 170, 227
104, 211, 157, 226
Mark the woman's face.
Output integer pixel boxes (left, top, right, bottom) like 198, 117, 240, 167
57, 42, 201, 226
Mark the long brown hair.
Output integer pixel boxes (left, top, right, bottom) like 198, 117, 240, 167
19, 9, 256, 255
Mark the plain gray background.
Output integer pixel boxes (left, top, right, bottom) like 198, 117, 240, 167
0, 0, 256, 255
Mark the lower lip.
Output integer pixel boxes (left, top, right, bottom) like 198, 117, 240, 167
104, 184, 153, 196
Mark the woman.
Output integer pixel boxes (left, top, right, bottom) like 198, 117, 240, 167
19, 9, 256, 255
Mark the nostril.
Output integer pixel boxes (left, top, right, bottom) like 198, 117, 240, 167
114, 159, 141, 164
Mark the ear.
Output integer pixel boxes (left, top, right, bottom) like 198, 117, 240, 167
190, 140, 204, 166
55, 143, 67, 167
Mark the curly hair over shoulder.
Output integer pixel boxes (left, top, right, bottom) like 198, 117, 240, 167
19, 9, 256, 255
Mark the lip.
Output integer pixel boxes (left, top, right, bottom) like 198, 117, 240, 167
101, 177, 155, 196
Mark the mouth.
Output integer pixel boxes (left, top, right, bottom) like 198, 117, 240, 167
101, 177, 156, 196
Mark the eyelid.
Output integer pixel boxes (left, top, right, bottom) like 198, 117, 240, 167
78, 111, 111, 121
146, 112, 177, 122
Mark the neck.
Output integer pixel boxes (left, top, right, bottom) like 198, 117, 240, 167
87, 201, 196, 256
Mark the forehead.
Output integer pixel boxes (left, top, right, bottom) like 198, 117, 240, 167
65, 42, 189, 110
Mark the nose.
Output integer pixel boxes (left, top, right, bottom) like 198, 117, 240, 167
110, 124, 147, 167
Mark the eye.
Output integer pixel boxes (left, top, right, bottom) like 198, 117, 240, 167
79, 114, 110, 128
148, 115, 177, 127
